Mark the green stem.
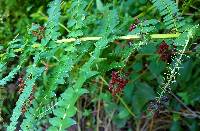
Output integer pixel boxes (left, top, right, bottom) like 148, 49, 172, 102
134, 6, 154, 19
39, 13, 71, 32
59, 23, 71, 33
85, 0, 94, 11
182, 0, 193, 14
56, 33, 180, 43
0, 33, 181, 57
116, 94, 136, 118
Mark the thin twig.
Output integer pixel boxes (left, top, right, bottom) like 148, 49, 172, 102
134, 6, 154, 19
136, 120, 141, 131
169, 91, 200, 119
116, 94, 136, 118
160, 110, 200, 119
154, 125, 170, 131
77, 101, 81, 131
105, 110, 115, 131
140, 118, 150, 131
149, 116, 154, 131
104, 94, 121, 131
85, 0, 94, 11
96, 79, 103, 131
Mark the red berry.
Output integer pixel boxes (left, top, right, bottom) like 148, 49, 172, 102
129, 24, 136, 31
17, 77, 23, 82
129, 18, 140, 32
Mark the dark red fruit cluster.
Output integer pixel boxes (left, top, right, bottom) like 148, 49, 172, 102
29, 87, 35, 105
21, 87, 35, 115
32, 25, 46, 41
21, 105, 27, 114
17, 76, 25, 94
157, 41, 169, 53
17, 74, 36, 114
108, 71, 128, 96
157, 41, 173, 63
129, 18, 140, 32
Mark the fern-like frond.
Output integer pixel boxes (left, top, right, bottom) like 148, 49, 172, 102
67, 0, 87, 37
43, 0, 61, 44
0, 65, 21, 86
151, 0, 185, 31
129, 19, 159, 35
7, 66, 44, 131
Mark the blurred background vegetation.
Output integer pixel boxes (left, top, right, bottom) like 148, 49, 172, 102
0, 0, 200, 130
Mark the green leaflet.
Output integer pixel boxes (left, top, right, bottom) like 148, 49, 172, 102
129, 19, 159, 35
53, 106, 77, 118
48, 117, 76, 131
0, 65, 21, 86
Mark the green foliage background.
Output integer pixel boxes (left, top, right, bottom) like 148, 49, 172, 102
0, 0, 200, 130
